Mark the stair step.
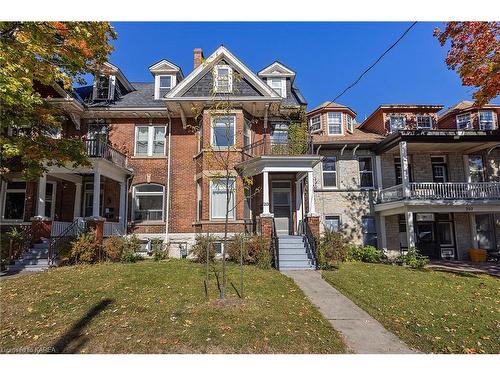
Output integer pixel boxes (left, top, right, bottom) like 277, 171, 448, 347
279, 265, 315, 271
15, 259, 49, 266
279, 255, 310, 261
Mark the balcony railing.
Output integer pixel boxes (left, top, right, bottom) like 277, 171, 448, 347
241, 138, 313, 161
85, 139, 127, 169
378, 182, 500, 203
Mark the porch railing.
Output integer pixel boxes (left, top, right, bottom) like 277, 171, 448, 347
48, 218, 86, 266
378, 182, 500, 203
241, 137, 314, 161
104, 221, 125, 237
301, 218, 318, 269
85, 139, 127, 169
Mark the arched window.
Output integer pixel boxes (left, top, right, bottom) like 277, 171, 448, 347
133, 184, 164, 222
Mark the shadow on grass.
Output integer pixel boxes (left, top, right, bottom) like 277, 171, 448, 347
51, 298, 113, 353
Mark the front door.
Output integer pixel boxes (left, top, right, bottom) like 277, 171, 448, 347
416, 221, 439, 259
271, 181, 292, 235
432, 164, 448, 183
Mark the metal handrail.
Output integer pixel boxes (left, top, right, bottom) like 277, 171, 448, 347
271, 218, 279, 270
301, 218, 318, 269
241, 136, 314, 161
48, 218, 85, 266
84, 139, 127, 169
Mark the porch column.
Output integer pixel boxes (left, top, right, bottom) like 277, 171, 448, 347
73, 182, 82, 218
119, 180, 127, 230
405, 209, 416, 249
37, 174, 47, 217
92, 167, 101, 218
307, 171, 316, 215
378, 214, 387, 251
262, 170, 270, 215
375, 155, 383, 192
295, 179, 303, 233
399, 141, 410, 198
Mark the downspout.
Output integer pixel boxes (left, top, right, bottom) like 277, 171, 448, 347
164, 115, 173, 244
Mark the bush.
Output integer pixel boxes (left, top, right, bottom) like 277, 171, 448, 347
226, 234, 272, 269
103, 236, 125, 262
226, 233, 245, 262
120, 235, 141, 263
151, 238, 169, 261
70, 230, 100, 264
191, 234, 216, 263
317, 229, 348, 270
347, 245, 384, 263
397, 247, 429, 269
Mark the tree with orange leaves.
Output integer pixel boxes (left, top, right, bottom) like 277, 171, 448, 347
0, 22, 116, 179
434, 22, 499, 106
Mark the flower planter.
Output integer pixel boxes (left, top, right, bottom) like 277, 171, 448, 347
468, 248, 487, 262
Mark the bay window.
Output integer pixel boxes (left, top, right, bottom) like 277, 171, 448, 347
135, 126, 166, 156
346, 114, 354, 133
327, 112, 342, 135
133, 184, 164, 221
212, 116, 236, 148
210, 178, 235, 220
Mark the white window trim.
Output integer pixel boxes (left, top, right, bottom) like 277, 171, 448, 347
45, 181, 57, 219
244, 185, 252, 219
1, 179, 27, 222
324, 215, 341, 232
267, 77, 287, 98
213, 65, 233, 94
389, 115, 406, 132
134, 125, 167, 157
358, 156, 375, 189
478, 110, 496, 130
456, 113, 472, 130
92, 74, 115, 101
132, 184, 165, 222
327, 112, 344, 136
210, 178, 236, 220
211, 115, 236, 149
321, 156, 338, 190
346, 114, 354, 133
416, 115, 433, 130
309, 115, 321, 133
154, 74, 176, 100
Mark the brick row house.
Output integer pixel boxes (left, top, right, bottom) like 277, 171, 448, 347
1, 45, 499, 269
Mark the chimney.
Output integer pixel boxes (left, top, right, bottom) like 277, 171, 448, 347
194, 48, 204, 69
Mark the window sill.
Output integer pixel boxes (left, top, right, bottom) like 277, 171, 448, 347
131, 221, 164, 225
130, 156, 167, 159
193, 219, 246, 225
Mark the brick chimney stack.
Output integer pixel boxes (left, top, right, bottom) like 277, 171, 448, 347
194, 48, 204, 69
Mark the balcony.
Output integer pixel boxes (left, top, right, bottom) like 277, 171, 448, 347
85, 139, 127, 169
378, 182, 500, 203
241, 138, 313, 162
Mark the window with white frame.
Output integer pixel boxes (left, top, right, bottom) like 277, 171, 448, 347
479, 110, 495, 130
133, 184, 164, 221
271, 122, 289, 144
212, 115, 236, 148
155, 75, 174, 99
362, 216, 378, 247
213, 65, 232, 93
196, 180, 202, 221
456, 113, 472, 130
213, 241, 224, 255
416, 115, 433, 129
2, 181, 26, 221
135, 126, 166, 156
327, 112, 343, 135
346, 114, 354, 133
322, 156, 337, 188
389, 115, 406, 132
324, 215, 341, 232
210, 178, 235, 220
267, 78, 286, 98
93, 75, 114, 100
244, 118, 252, 148
359, 157, 374, 188
244, 186, 252, 219
468, 155, 485, 182
309, 115, 321, 133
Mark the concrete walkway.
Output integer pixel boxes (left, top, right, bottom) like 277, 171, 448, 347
285, 270, 415, 354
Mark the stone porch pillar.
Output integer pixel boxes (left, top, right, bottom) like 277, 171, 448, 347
262, 170, 270, 215
73, 182, 82, 218
378, 214, 387, 251
405, 209, 416, 249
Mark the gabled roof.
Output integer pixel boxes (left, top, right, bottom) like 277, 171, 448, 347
148, 59, 184, 78
439, 100, 500, 120
360, 104, 444, 128
258, 61, 296, 79
165, 46, 281, 100
307, 101, 356, 117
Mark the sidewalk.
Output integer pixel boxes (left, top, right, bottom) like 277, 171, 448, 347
285, 270, 415, 354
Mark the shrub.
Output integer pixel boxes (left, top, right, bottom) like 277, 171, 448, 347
103, 236, 125, 262
191, 234, 216, 263
247, 236, 272, 269
120, 235, 141, 263
397, 247, 429, 269
226, 233, 245, 262
317, 229, 348, 270
151, 238, 169, 261
347, 245, 384, 263
70, 230, 100, 264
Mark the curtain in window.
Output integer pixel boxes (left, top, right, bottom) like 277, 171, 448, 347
212, 117, 235, 147
211, 179, 235, 219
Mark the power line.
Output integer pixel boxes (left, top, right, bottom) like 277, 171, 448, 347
329, 21, 418, 105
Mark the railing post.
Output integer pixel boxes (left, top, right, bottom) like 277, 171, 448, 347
399, 141, 411, 199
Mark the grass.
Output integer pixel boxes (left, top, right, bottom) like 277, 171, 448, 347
0, 260, 345, 353
322, 262, 500, 354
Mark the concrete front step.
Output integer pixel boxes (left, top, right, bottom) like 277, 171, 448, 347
280, 254, 310, 261
280, 265, 315, 271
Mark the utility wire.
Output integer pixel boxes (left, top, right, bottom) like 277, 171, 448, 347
329, 22, 418, 104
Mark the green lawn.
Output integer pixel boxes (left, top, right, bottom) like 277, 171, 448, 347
323, 263, 500, 354
0, 260, 345, 353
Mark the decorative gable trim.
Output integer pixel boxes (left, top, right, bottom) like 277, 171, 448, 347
101, 62, 135, 93
149, 59, 183, 77
258, 61, 295, 78
165, 46, 280, 99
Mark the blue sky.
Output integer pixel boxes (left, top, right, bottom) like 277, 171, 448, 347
107, 22, 477, 121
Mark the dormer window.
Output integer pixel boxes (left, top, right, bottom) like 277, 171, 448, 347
267, 78, 286, 98
154, 75, 175, 100
346, 114, 354, 133
327, 112, 343, 135
213, 65, 232, 93
456, 113, 472, 130
310, 115, 321, 133
389, 115, 406, 132
416, 115, 433, 129
479, 110, 495, 130
93, 74, 115, 101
